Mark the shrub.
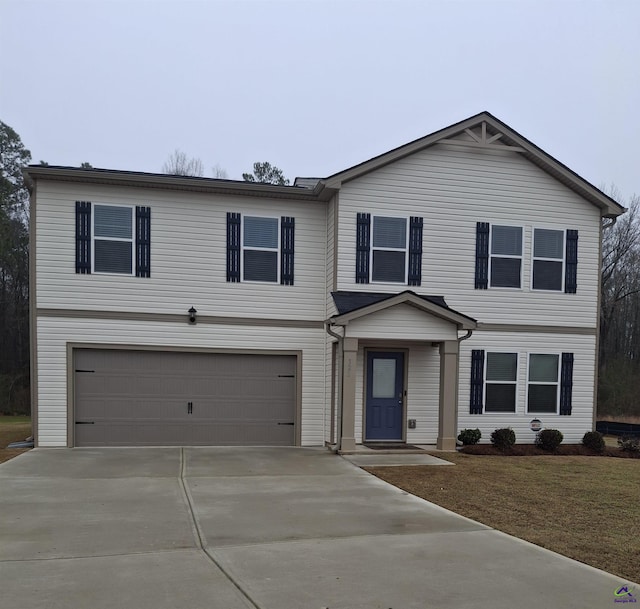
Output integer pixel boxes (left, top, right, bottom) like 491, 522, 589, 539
582, 431, 605, 453
491, 427, 516, 450
457, 428, 482, 445
535, 429, 564, 451
618, 435, 640, 452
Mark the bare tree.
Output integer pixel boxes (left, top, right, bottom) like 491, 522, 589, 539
161, 149, 204, 177
599, 191, 640, 419
212, 164, 228, 179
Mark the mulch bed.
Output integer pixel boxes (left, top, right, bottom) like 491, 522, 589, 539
460, 444, 640, 458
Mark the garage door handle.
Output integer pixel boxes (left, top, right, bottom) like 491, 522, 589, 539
188, 402, 193, 414
76, 421, 95, 424
278, 422, 294, 426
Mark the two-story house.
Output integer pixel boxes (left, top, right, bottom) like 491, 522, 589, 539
25, 112, 624, 450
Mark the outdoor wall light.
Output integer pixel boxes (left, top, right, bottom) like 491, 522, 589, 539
188, 307, 197, 324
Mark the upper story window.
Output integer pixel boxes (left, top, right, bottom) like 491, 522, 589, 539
226, 213, 295, 285
490, 225, 522, 288
371, 216, 408, 283
475, 222, 578, 293
75, 201, 151, 277
355, 213, 423, 286
532, 228, 564, 291
243, 216, 279, 282
93, 204, 134, 274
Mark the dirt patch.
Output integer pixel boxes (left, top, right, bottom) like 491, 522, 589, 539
0, 417, 32, 464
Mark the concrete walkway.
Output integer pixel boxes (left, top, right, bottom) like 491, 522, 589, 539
0, 447, 633, 608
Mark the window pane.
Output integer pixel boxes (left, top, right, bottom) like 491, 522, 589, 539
244, 217, 278, 249
95, 205, 132, 239
491, 226, 522, 256
534, 229, 564, 259
485, 384, 516, 412
372, 359, 396, 398
94, 240, 132, 274
373, 217, 406, 249
372, 250, 406, 282
533, 260, 562, 290
486, 353, 517, 381
490, 258, 521, 288
528, 385, 558, 413
529, 354, 558, 382
243, 250, 277, 282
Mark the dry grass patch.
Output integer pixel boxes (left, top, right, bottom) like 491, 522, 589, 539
367, 453, 640, 584
0, 416, 31, 464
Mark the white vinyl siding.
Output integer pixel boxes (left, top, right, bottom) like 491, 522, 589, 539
35, 182, 327, 320
458, 331, 595, 444
336, 144, 601, 327
35, 316, 326, 447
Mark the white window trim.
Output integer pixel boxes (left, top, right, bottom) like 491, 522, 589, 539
370, 215, 409, 284
489, 223, 524, 290
240, 215, 281, 283
530, 227, 566, 292
91, 203, 135, 276
526, 352, 561, 414
483, 351, 519, 414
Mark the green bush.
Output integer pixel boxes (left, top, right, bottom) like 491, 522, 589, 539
457, 428, 482, 445
582, 431, 605, 453
618, 435, 640, 452
490, 427, 516, 450
535, 429, 564, 451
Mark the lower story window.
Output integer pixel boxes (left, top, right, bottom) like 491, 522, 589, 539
485, 352, 517, 413
527, 353, 560, 413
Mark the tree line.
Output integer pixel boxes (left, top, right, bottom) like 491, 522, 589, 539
0, 121, 638, 418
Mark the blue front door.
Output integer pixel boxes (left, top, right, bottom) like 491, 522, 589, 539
365, 352, 404, 441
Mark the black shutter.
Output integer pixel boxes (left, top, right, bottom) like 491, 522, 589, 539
475, 222, 489, 289
355, 213, 371, 283
281, 216, 295, 285
408, 216, 423, 286
75, 201, 91, 274
227, 213, 241, 282
135, 206, 151, 278
470, 349, 485, 414
560, 352, 574, 415
565, 230, 578, 294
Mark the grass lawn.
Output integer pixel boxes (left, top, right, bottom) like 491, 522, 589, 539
367, 453, 640, 584
0, 416, 32, 464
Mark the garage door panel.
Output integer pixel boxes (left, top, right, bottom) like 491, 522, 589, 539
74, 350, 297, 447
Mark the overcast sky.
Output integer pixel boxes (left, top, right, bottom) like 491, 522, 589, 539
1, 0, 638, 201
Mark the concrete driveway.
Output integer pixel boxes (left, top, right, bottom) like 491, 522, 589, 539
0, 447, 632, 608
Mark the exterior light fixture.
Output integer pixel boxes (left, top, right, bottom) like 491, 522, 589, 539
188, 307, 197, 324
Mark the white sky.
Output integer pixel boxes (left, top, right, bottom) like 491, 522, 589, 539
1, 0, 638, 201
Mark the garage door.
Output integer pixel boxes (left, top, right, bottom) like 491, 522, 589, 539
74, 349, 297, 447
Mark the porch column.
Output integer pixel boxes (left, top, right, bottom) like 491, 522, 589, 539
340, 337, 358, 453
437, 340, 459, 451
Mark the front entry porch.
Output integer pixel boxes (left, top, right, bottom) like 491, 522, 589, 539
328, 291, 477, 453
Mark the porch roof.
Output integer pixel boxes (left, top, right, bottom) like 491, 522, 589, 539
330, 291, 477, 330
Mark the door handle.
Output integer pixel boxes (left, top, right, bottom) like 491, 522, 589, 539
188, 402, 193, 414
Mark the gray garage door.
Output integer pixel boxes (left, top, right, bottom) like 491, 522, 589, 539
74, 349, 296, 447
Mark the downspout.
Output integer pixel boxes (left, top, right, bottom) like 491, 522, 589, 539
602, 217, 617, 230
458, 329, 473, 343
325, 322, 344, 452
